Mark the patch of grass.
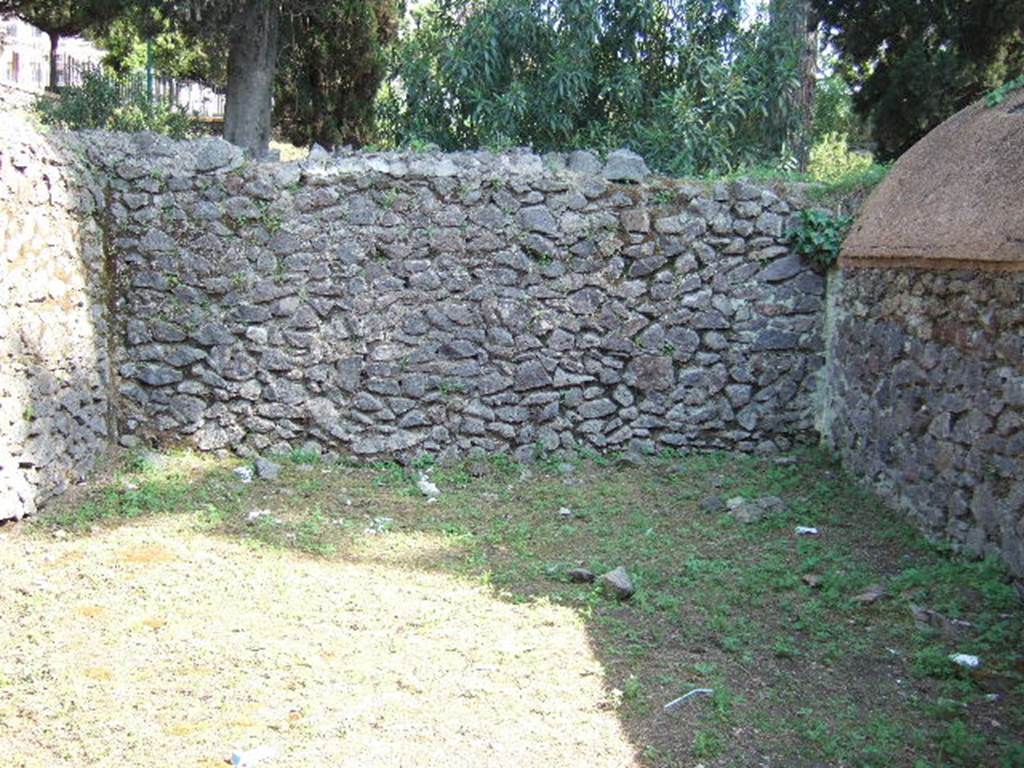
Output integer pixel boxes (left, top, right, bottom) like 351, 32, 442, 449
34, 445, 1024, 767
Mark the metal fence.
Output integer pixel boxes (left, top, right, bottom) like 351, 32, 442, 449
57, 58, 225, 118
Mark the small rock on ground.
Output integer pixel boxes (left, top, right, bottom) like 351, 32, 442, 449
727, 495, 785, 524
254, 457, 281, 481
234, 466, 254, 484
910, 604, 975, 640
700, 495, 726, 514
600, 566, 635, 600
852, 584, 890, 605
567, 568, 596, 584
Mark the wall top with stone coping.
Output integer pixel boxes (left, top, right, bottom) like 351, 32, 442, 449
55, 128, 817, 204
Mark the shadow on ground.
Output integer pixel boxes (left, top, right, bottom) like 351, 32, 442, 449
4, 447, 1023, 768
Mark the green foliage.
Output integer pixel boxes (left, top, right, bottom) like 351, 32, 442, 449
35, 70, 196, 138
807, 131, 873, 184
986, 74, 1024, 107
0, 0, 127, 40
382, 0, 806, 175
808, 162, 888, 201
274, 0, 401, 148
788, 208, 852, 269
94, 8, 224, 85
814, 0, 1024, 159
812, 69, 863, 142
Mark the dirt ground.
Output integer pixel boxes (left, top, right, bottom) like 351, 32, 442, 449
0, 516, 637, 768
2, 448, 1021, 767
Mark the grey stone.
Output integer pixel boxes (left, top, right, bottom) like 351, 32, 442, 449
567, 568, 596, 583
136, 364, 183, 386
756, 254, 805, 282
700, 495, 727, 513
517, 205, 558, 235
514, 360, 552, 391
254, 457, 281, 481
195, 138, 240, 172
567, 150, 602, 175
599, 566, 635, 599
602, 149, 650, 183
728, 495, 785, 524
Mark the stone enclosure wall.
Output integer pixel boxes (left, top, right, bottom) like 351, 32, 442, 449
824, 268, 1024, 577
83, 134, 825, 463
0, 113, 114, 518
2, 117, 1021, 583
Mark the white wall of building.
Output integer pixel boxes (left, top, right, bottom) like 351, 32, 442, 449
1, 16, 104, 92
1, 15, 223, 117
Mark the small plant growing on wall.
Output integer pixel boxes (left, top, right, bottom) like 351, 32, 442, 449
789, 208, 852, 269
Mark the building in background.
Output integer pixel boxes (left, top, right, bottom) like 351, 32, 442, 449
1, 16, 103, 92
0, 15, 224, 118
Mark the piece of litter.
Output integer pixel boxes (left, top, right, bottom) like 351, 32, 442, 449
663, 688, 714, 711
234, 466, 253, 484
417, 473, 440, 499
949, 653, 981, 669
795, 526, 819, 536
557, 507, 573, 518
246, 509, 271, 523
364, 516, 393, 535
230, 745, 277, 767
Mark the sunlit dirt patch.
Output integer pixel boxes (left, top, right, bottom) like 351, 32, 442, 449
0, 517, 639, 768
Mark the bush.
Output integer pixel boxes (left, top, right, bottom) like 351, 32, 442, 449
384, 0, 803, 176
36, 70, 196, 139
789, 208, 853, 270
807, 132, 874, 184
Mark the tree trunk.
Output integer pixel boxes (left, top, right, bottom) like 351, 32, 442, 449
223, 0, 280, 157
47, 31, 59, 91
770, 0, 818, 171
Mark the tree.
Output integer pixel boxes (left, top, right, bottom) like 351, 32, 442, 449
385, 0, 802, 175
814, 0, 1024, 159
141, 0, 279, 156
0, 0, 126, 89
274, 0, 400, 149
143, 1, 383, 157
94, 5, 224, 86
221, 0, 279, 155
769, 0, 818, 171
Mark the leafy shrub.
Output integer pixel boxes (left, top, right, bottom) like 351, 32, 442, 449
808, 132, 874, 184
36, 70, 196, 139
36, 71, 122, 129
382, 0, 804, 176
985, 73, 1024, 107
789, 208, 852, 269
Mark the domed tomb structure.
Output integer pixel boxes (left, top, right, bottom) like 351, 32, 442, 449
824, 86, 1024, 580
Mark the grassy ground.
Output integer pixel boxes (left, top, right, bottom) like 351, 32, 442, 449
2, 447, 1022, 767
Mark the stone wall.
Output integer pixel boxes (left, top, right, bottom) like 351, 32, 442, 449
73, 135, 827, 463
3, 115, 1021, 584
824, 267, 1024, 578
0, 111, 114, 519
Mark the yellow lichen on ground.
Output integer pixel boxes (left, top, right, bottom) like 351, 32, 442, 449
0, 517, 638, 768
